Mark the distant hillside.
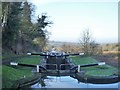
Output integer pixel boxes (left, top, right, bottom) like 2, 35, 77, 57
47, 41, 79, 48
101, 43, 119, 51
47, 41, 119, 54
101, 43, 119, 54
46, 41, 80, 52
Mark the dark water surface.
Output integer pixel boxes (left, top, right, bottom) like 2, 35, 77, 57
31, 76, 119, 88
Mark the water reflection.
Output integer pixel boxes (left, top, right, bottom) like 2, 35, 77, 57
31, 76, 119, 88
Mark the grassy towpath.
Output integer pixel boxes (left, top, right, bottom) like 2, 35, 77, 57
71, 56, 118, 77
2, 55, 41, 88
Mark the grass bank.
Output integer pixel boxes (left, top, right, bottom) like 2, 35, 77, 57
17, 55, 41, 64
2, 53, 22, 60
2, 65, 32, 88
71, 56, 118, 77
2, 55, 41, 88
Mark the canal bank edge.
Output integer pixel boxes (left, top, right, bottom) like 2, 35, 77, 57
74, 72, 119, 84
71, 56, 119, 84
12, 72, 41, 89
11, 70, 119, 89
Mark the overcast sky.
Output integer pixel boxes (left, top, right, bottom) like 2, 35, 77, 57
30, 0, 118, 44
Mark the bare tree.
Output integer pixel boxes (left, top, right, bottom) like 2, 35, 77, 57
79, 29, 99, 55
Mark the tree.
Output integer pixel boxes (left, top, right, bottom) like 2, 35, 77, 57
16, 1, 34, 54
2, 2, 22, 53
89, 41, 100, 55
79, 29, 98, 55
33, 13, 52, 51
2, 1, 53, 54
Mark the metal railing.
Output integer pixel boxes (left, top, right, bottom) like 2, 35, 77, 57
45, 64, 57, 70
45, 64, 75, 70
60, 64, 75, 70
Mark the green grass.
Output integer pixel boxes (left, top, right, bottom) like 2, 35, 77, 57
0, 55, 2, 60
2, 53, 20, 59
83, 65, 117, 76
71, 56, 98, 65
0, 65, 2, 75
2, 55, 41, 88
2, 65, 32, 88
71, 56, 118, 77
17, 55, 41, 65
3, 65, 32, 80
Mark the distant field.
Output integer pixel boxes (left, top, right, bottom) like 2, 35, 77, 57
48, 41, 119, 52
102, 51, 120, 54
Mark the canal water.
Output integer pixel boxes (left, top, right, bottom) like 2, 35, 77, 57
31, 76, 119, 88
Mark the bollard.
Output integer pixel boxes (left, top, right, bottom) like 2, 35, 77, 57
47, 52, 48, 59
10, 62, 18, 66
98, 62, 105, 65
78, 65, 80, 72
79, 52, 84, 55
27, 53, 31, 55
37, 65, 39, 72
